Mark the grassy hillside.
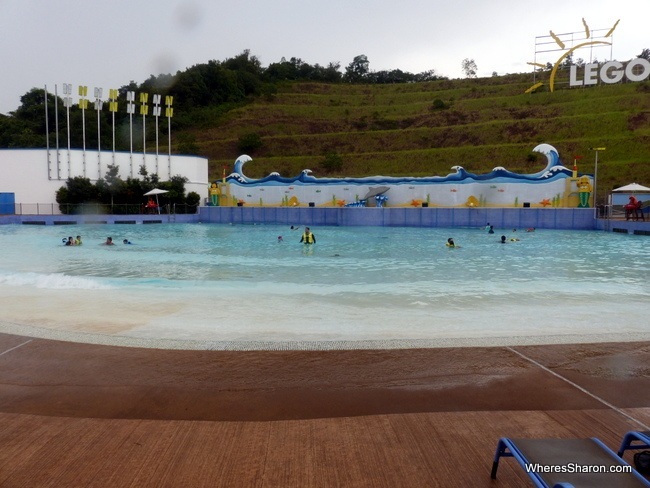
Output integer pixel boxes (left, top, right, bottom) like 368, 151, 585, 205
183, 72, 650, 204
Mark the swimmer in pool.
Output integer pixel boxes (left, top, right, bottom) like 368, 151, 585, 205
123, 239, 132, 245
500, 235, 507, 244
446, 238, 457, 248
300, 227, 316, 244
103, 237, 114, 245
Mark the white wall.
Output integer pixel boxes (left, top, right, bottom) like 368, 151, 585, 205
0, 148, 209, 205
226, 178, 573, 208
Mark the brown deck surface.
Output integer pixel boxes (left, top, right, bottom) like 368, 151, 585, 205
0, 334, 648, 487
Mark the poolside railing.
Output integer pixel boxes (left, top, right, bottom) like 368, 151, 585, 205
9, 203, 199, 216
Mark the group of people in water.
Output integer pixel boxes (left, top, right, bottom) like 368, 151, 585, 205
277, 223, 534, 250
445, 223, 536, 248
62, 235, 82, 246
277, 226, 316, 244
486, 222, 535, 244
62, 236, 132, 246
64, 222, 537, 250
103, 237, 133, 245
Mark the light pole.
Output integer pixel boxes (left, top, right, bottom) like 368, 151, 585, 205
140, 92, 149, 172
153, 94, 161, 175
126, 91, 135, 177
165, 95, 174, 178
54, 84, 60, 179
589, 147, 606, 217
108, 89, 118, 166
94, 87, 103, 178
63, 83, 72, 178
44, 85, 51, 179
79, 85, 88, 176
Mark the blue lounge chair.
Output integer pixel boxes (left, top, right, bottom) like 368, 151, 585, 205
619, 431, 650, 457
491, 437, 650, 487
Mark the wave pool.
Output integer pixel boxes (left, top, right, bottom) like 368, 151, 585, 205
0, 223, 648, 349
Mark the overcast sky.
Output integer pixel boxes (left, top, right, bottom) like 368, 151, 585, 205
0, 0, 646, 115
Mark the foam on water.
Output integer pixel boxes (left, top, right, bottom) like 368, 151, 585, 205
0, 223, 648, 346
0, 271, 112, 290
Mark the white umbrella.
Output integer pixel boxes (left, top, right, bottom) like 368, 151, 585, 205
612, 183, 650, 192
143, 188, 168, 213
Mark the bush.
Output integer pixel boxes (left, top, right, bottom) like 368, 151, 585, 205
55, 173, 194, 214
237, 132, 263, 153
177, 133, 200, 155
186, 191, 201, 206
431, 99, 448, 110
56, 177, 99, 214
321, 152, 343, 173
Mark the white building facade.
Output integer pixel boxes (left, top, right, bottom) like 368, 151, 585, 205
0, 148, 209, 210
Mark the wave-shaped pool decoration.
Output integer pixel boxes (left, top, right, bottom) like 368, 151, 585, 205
223, 144, 588, 208
230, 144, 569, 185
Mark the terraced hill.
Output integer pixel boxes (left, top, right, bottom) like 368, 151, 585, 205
185, 72, 650, 203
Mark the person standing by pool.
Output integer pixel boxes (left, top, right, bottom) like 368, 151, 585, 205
300, 227, 316, 244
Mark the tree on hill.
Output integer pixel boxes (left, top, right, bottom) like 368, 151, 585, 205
638, 48, 650, 60
461, 58, 477, 78
414, 70, 445, 82
344, 54, 370, 83
264, 58, 342, 83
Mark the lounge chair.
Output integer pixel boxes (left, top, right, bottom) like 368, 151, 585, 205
491, 437, 650, 487
619, 431, 650, 457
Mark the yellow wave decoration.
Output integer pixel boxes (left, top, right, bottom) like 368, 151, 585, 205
605, 19, 620, 38
548, 40, 611, 92
524, 82, 544, 94
549, 31, 565, 49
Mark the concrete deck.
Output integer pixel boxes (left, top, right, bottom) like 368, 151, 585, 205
0, 334, 648, 487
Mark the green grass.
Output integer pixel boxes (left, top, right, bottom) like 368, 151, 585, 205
181, 75, 650, 203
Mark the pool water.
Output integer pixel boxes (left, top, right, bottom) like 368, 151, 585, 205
0, 223, 648, 347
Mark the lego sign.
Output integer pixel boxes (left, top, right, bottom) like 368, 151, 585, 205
526, 18, 650, 93
569, 58, 650, 86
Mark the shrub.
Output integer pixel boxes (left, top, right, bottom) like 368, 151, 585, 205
431, 98, 448, 110
177, 133, 200, 155
237, 132, 263, 153
321, 152, 343, 173
186, 191, 201, 206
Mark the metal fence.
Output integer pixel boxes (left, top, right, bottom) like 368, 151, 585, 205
10, 203, 199, 216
